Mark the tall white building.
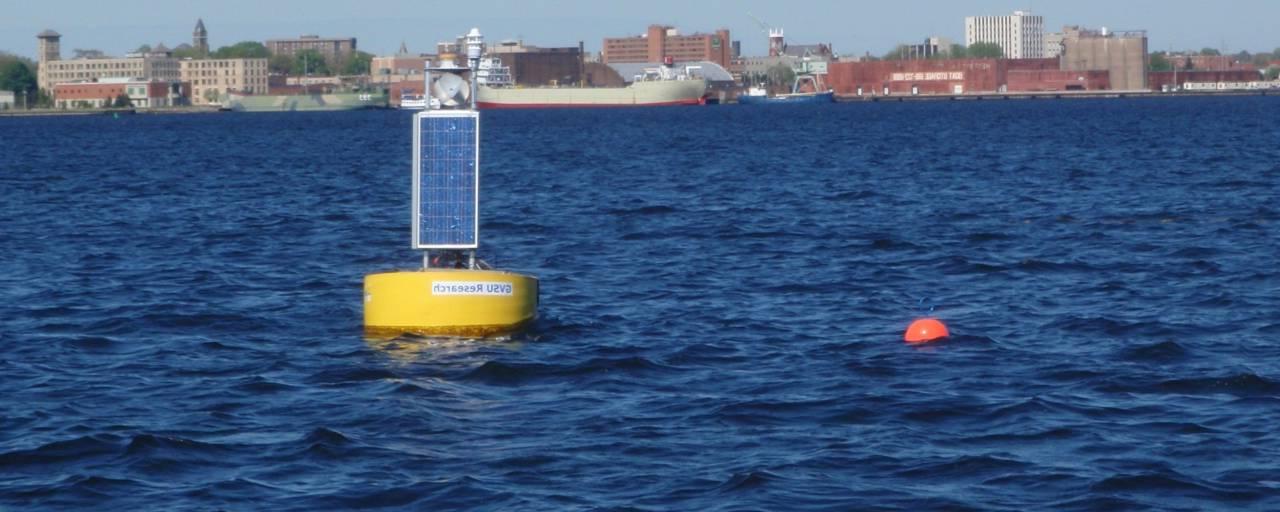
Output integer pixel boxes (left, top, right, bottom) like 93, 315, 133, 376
964, 11, 1045, 59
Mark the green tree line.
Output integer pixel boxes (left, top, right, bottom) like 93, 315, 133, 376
0, 52, 49, 108
876, 42, 1004, 61
1149, 47, 1280, 75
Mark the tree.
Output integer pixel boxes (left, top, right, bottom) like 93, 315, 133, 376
172, 45, 203, 59
882, 44, 910, 61
1268, 68, 1280, 81
966, 42, 1004, 59
212, 41, 270, 59
133, 44, 152, 54
0, 58, 37, 99
1199, 47, 1221, 56
949, 44, 968, 59
339, 51, 374, 76
765, 63, 795, 89
1149, 52, 1172, 71
112, 94, 132, 108
291, 49, 329, 76
269, 55, 293, 74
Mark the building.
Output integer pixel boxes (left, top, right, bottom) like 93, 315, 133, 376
1006, 58, 1109, 91
1060, 27, 1147, 91
828, 59, 1002, 96
371, 55, 431, 85
1168, 54, 1255, 71
903, 37, 953, 60
36, 29, 61, 92
266, 35, 357, 63
603, 25, 732, 68
826, 58, 1110, 96
489, 41, 585, 86
1044, 32, 1065, 58
965, 11, 1045, 59
37, 30, 181, 93
739, 37, 835, 85
1148, 69, 1261, 91
0, 90, 14, 109
768, 29, 784, 57
179, 58, 269, 105
371, 42, 437, 85
193, 19, 209, 56
52, 78, 189, 108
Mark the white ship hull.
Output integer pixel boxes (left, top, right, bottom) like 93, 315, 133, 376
475, 79, 707, 109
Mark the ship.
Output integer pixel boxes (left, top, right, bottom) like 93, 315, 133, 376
474, 59, 706, 109
224, 91, 388, 112
738, 74, 834, 105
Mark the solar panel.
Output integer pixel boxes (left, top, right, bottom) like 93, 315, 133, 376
412, 110, 479, 249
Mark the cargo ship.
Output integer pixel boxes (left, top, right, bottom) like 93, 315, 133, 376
474, 60, 706, 109
224, 91, 388, 112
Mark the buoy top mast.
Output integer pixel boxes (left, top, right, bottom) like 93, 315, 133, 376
413, 28, 485, 270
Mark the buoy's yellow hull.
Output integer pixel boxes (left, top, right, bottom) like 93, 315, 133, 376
363, 270, 538, 337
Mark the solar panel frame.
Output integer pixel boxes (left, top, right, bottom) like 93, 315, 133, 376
412, 110, 480, 250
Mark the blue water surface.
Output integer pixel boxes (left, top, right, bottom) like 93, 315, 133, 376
2, 97, 1279, 510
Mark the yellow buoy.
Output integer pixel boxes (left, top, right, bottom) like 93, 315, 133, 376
364, 32, 539, 339
364, 269, 538, 338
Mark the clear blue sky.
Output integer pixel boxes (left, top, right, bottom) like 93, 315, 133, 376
3, 0, 1277, 60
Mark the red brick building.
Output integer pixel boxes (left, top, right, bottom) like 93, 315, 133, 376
1170, 55, 1255, 71
826, 59, 1002, 96
603, 25, 731, 68
826, 58, 1110, 96
53, 79, 190, 108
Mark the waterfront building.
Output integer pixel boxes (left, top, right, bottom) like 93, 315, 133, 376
179, 58, 269, 105
603, 25, 732, 68
52, 78, 190, 108
965, 11, 1045, 59
1060, 27, 1148, 90
266, 35, 357, 63
0, 90, 14, 109
37, 30, 180, 94
826, 58, 1110, 97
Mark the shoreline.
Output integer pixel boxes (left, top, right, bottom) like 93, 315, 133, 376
833, 89, 1275, 102
0, 106, 223, 117
0, 90, 1274, 116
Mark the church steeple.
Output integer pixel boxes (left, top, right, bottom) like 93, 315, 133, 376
193, 18, 208, 56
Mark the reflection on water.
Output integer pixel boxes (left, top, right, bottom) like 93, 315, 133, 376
364, 333, 524, 363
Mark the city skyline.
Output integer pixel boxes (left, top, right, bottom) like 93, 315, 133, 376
3, 0, 1278, 61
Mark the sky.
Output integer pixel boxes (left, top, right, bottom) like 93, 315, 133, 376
3, 0, 1278, 60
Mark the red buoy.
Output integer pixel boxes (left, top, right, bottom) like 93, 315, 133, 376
905, 318, 949, 344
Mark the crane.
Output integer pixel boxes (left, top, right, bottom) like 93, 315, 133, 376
746, 12, 784, 57
746, 11, 771, 35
